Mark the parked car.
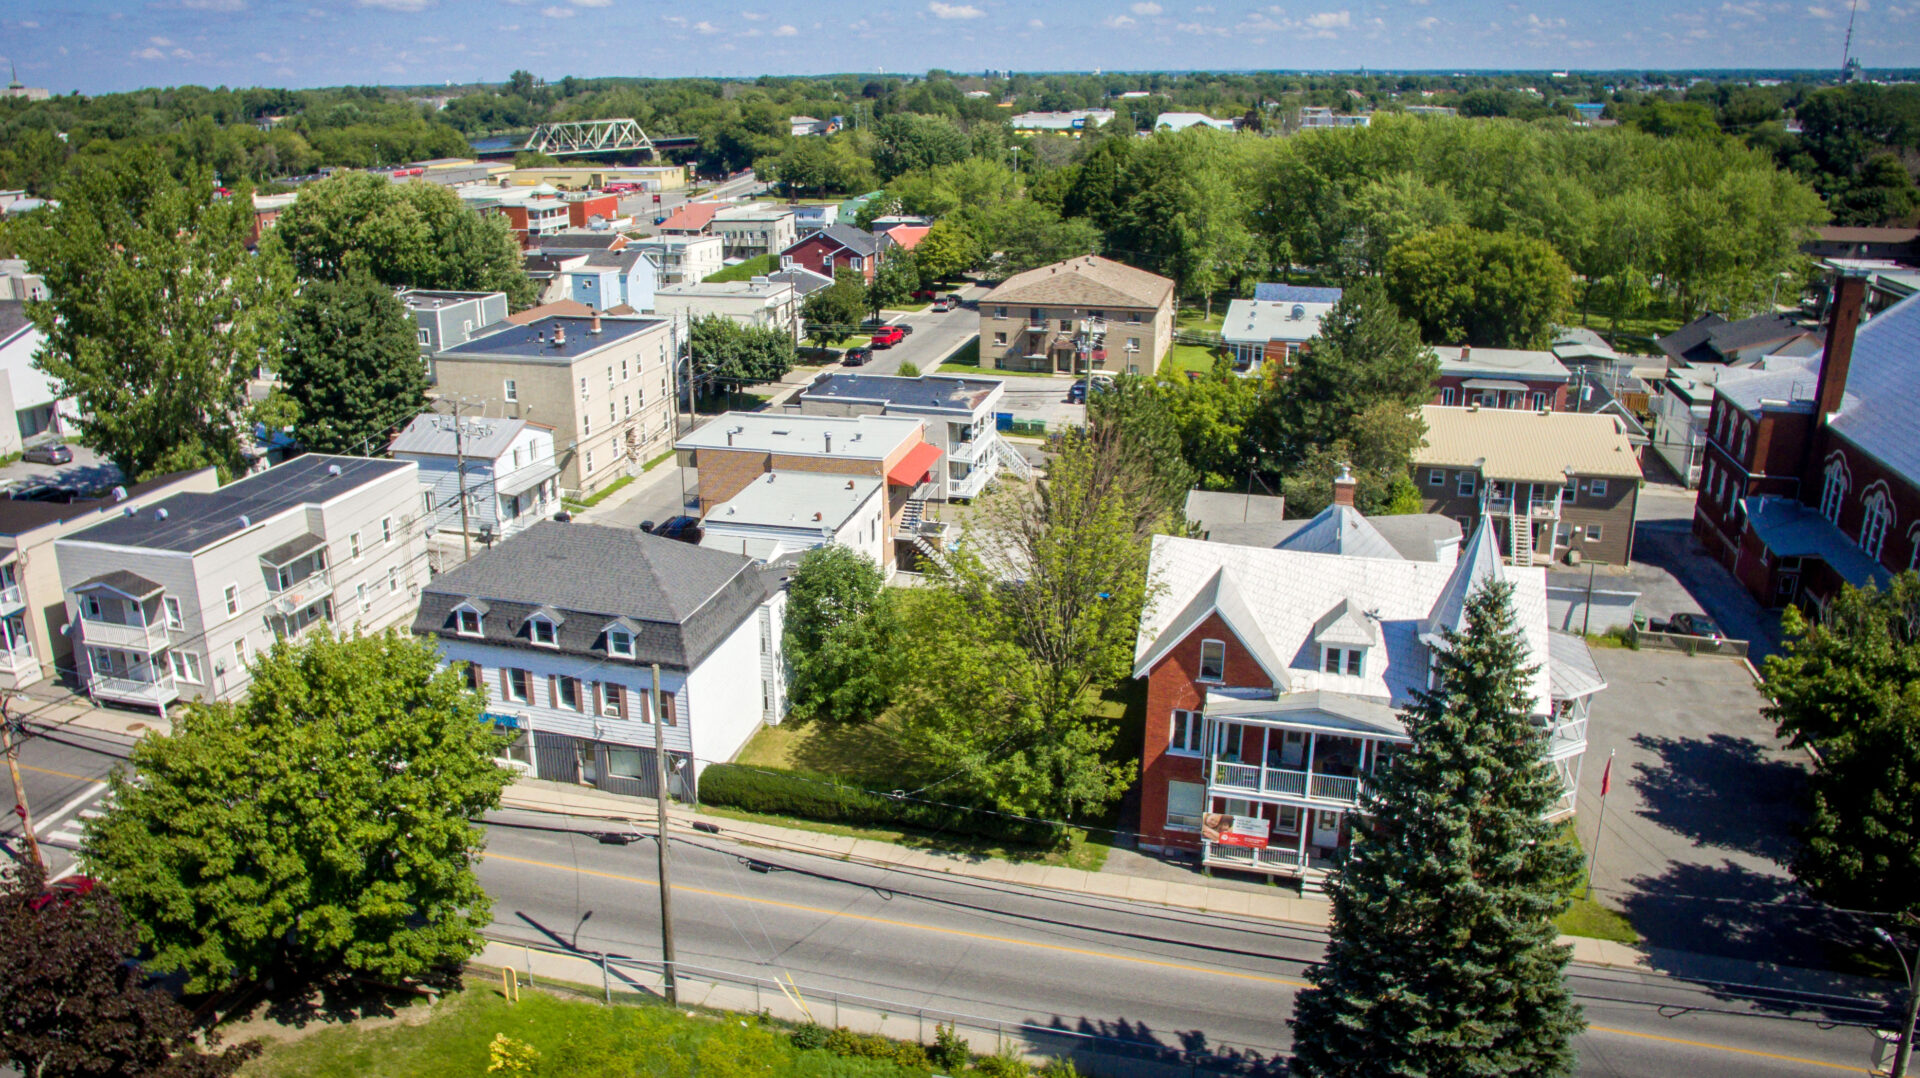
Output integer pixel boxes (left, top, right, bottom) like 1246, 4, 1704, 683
933, 297, 956, 312
895, 323, 915, 336
843, 346, 873, 366
22, 443, 72, 465
912, 289, 937, 302
30, 875, 96, 912
652, 516, 704, 544
11, 485, 82, 503
1662, 612, 1725, 641
1067, 381, 1088, 404
870, 326, 906, 349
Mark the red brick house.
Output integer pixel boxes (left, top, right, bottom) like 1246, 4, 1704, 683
1131, 478, 1601, 885
1693, 273, 1915, 612
779, 224, 882, 284
1431, 345, 1572, 411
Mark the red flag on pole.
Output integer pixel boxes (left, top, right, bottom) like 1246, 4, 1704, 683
1599, 751, 1614, 797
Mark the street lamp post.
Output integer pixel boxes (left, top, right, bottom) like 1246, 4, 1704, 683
1877, 925, 1920, 1078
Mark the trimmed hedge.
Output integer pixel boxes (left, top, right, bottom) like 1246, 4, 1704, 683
698, 763, 1059, 847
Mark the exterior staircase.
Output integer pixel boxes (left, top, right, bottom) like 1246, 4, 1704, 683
992, 438, 1034, 482
901, 499, 926, 530
1509, 506, 1534, 567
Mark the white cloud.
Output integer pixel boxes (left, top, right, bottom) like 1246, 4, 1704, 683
1132, 1, 1164, 13
1177, 20, 1227, 34
1415, 14, 1439, 27
149, 35, 176, 45
1303, 10, 1350, 28
133, 47, 165, 59
928, 1, 985, 17
541, 5, 575, 15
692, 18, 719, 32
571, 0, 613, 6
1105, 13, 1138, 26
1721, 0, 1764, 15
773, 23, 797, 34
741, 9, 767, 18
1806, 3, 1835, 13
1193, 3, 1215, 10
1028, 16, 1045, 26
356, 0, 435, 10
183, 0, 248, 10
662, 13, 686, 24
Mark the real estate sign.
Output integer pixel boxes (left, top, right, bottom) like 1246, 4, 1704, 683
1201, 812, 1271, 849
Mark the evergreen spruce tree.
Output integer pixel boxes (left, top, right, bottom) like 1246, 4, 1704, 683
1290, 580, 1584, 1078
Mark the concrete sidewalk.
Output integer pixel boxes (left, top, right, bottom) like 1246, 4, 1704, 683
13, 681, 166, 743
497, 778, 1655, 975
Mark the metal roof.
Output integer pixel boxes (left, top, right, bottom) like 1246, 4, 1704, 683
1414, 405, 1643, 482
1828, 290, 1920, 483
390, 414, 531, 461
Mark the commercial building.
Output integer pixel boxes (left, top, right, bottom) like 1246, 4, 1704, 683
414, 521, 787, 797
430, 314, 679, 498
55, 456, 427, 713
1412, 405, 1645, 567
978, 256, 1175, 374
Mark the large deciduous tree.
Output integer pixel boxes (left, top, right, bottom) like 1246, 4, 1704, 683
279, 269, 430, 455
1765, 573, 1920, 920
0, 861, 257, 1078
891, 428, 1156, 820
783, 544, 899, 726
1291, 581, 1584, 1077
1266, 279, 1437, 467
15, 148, 292, 481
83, 630, 513, 994
912, 220, 980, 285
801, 269, 869, 346
1384, 224, 1574, 349
687, 315, 795, 396
265, 170, 536, 308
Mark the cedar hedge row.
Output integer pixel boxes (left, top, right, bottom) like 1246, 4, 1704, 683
697, 763, 1059, 847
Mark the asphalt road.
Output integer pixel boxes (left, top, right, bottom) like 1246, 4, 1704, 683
1, 723, 129, 880
478, 808, 1890, 1078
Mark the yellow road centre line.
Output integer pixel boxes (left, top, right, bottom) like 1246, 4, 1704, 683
487, 852, 1868, 1073
19, 763, 97, 783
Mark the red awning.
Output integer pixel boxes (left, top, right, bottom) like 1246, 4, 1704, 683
886, 442, 943, 486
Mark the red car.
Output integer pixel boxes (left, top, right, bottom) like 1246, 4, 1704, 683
30, 875, 97, 912
870, 326, 906, 349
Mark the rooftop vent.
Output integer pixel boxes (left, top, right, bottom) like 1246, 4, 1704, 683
155, 508, 168, 521
1291, 304, 1305, 320
327, 463, 342, 477
237, 514, 250, 528
110, 486, 127, 502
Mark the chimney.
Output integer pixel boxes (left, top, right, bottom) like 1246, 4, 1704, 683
1814, 271, 1868, 421
553, 324, 567, 347
1331, 462, 1357, 508
1460, 344, 1470, 360
591, 311, 602, 334
823, 432, 832, 453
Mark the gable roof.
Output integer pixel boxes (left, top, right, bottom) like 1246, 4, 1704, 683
1275, 503, 1403, 561
390, 413, 532, 461
792, 223, 879, 258
879, 225, 931, 250
1312, 597, 1379, 647
983, 255, 1174, 310
1423, 515, 1504, 643
768, 267, 835, 297
658, 202, 725, 232
1658, 311, 1822, 365
1134, 533, 1553, 713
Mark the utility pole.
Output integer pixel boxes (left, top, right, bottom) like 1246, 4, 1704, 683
439, 395, 484, 561
650, 663, 678, 1006
2, 693, 43, 872
1879, 923, 1920, 1078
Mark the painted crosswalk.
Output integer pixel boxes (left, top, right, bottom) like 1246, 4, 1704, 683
33, 782, 113, 880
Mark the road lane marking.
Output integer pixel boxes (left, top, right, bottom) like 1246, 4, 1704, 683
34, 781, 107, 837
20, 763, 98, 783
484, 852, 1305, 988
487, 851, 1873, 1074
1586, 1024, 1869, 1073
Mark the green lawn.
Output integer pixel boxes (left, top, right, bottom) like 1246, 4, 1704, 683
1162, 343, 1224, 378
693, 389, 773, 414
1557, 887, 1640, 943
938, 337, 1058, 379
1176, 307, 1226, 334
703, 254, 776, 283
239, 980, 929, 1078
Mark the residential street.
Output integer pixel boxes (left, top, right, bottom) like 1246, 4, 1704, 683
478, 807, 1889, 1078
0, 723, 129, 882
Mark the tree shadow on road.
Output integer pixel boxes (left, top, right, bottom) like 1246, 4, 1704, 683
1039, 1015, 1291, 1077
1628, 732, 1804, 865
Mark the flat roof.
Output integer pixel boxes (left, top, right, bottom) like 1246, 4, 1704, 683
1436, 346, 1569, 381
655, 280, 793, 300
443, 315, 665, 360
1221, 298, 1335, 345
65, 456, 412, 554
706, 472, 883, 531
801, 373, 1002, 414
677, 412, 923, 459
1413, 405, 1643, 482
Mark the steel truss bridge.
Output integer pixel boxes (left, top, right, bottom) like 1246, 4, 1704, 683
524, 119, 657, 159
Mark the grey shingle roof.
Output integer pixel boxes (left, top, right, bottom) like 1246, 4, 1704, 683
0, 300, 29, 345
412, 521, 775, 670
74, 570, 164, 599
1828, 291, 1920, 486
805, 223, 881, 258
983, 256, 1174, 310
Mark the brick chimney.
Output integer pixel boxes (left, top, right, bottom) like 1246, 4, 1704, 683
1331, 462, 1357, 508
1813, 271, 1868, 422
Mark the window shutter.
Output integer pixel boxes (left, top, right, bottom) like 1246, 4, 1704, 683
547, 675, 557, 708
613, 684, 627, 719
662, 691, 678, 726
592, 682, 603, 715
498, 667, 509, 696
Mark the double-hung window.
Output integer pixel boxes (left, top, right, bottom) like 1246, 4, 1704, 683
1198, 639, 1226, 682
1168, 710, 1204, 756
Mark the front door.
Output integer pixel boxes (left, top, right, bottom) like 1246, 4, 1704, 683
1311, 809, 1341, 849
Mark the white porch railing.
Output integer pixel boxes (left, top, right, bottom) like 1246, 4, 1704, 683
1546, 718, 1588, 758
1309, 773, 1361, 802
79, 618, 170, 652
1211, 760, 1362, 804
1202, 840, 1307, 873
89, 673, 179, 706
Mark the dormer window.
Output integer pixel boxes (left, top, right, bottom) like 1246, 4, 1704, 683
1323, 647, 1365, 677
529, 616, 558, 647
1198, 639, 1226, 682
454, 605, 484, 636
608, 628, 635, 658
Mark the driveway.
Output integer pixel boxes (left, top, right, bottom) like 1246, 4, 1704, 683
1578, 648, 1856, 979
860, 286, 989, 377
0, 442, 120, 496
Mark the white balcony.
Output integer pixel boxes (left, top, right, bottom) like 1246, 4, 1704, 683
1546, 717, 1587, 759
79, 617, 170, 653
0, 584, 23, 614
948, 466, 994, 499
89, 673, 179, 709
1210, 758, 1367, 806
1200, 840, 1335, 877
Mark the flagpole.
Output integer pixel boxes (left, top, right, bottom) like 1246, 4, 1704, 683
1583, 750, 1615, 900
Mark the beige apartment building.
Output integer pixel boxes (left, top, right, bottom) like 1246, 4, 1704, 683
977, 256, 1176, 374
430, 313, 678, 497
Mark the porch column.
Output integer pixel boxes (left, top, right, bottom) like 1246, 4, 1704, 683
1260, 727, 1271, 788
1295, 815, 1308, 863
1303, 732, 1317, 789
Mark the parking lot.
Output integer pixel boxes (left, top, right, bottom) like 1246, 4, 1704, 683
0, 441, 119, 497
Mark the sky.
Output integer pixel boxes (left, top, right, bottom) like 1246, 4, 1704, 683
2, 0, 1916, 96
